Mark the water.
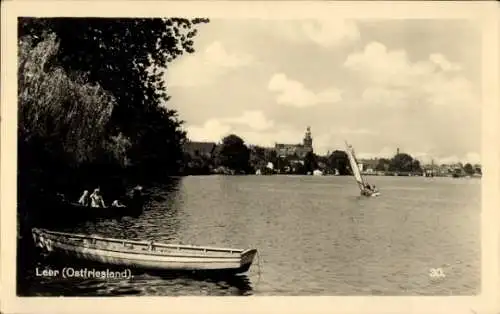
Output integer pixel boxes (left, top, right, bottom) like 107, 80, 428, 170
20, 175, 481, 296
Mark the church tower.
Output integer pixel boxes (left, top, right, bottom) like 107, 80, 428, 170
303, 126, 313, 148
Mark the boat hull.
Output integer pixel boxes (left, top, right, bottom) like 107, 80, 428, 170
32, 228, 256, 274
360, 190, 381, 197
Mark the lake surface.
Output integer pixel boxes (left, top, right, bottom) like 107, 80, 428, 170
20, 175, 481, 296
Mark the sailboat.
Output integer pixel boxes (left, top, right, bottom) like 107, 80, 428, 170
344, 141, 381, 197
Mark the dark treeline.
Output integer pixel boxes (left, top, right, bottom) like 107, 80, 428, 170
18, 18, 209, 218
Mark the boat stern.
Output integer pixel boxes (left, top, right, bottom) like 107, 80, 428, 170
31, 228, 55, 252
32, 228, 43, 247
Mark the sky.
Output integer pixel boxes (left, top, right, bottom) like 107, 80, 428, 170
164, 19, 482, 165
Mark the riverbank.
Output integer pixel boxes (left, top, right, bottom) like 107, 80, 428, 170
183, 171, 482, 178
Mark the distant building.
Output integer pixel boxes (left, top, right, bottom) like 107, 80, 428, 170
248, 145, 275, 155
248, 145, 276, 169
422, 161, 439, 176
358, 158, 379, 173
437, 164, 453, 177
182, 141, 217, 158
275, 127, 313, 158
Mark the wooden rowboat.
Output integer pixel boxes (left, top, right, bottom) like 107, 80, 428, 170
32, 228, 258, 274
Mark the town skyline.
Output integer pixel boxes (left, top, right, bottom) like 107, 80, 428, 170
185, 125, 481, 167
166, 19, 481, 166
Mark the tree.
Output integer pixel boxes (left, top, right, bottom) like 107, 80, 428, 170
375, 158, 391, 172
411, 159, 422, 173
18, 17, 210, 178
249, 146, 266, 170
328, 150, 349, 175
18, 33, 131, 195
265, 149, 278, 166
217, 134, 250, 173
304, 151, 318, 174
464, 163, 475, 176
389, 153, 415, 173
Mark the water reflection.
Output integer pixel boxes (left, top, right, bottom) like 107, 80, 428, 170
27, 255, 253, 296
25, 274, 253, 297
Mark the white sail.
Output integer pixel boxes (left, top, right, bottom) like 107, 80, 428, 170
345, 142, 366, 190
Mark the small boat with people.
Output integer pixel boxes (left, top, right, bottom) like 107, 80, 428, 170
345, 141, 381, 197
32, 228, 258, 275
48, 185, 145, 222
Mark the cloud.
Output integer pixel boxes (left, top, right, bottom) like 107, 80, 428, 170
223, 110, 274, 131
274, 20, 360, 48
335, 128, 377, 135
464, 152, 481, 164
187, 120, 303, 148
167, 41, 253, 87
355, 147, 399, 160
204, 41, 253, 68
361, 87, 408, 107
344, 42, 432, 87
186, 110, 274, 142
268, 73, 342, 108
185, 119, 232, 142
344, 42, 478, 109
429, 53, 462, 72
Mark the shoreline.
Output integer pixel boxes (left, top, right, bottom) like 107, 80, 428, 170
182, 172, 482, 178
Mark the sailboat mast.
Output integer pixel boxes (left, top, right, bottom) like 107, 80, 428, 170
345, 141, 367, 191
351, 147, 366, 186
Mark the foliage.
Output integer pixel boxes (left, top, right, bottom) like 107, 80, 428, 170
303, 151, 318, 174
183, 152, 213, 175
375, 158, 391, 172
18, 33, 117, 166
18, 17, 209, 179
249, 146, 267, 170
327, 150, 349, 175
389, 153, 422, 173
18, 33, 132, 198
265, 149, 278, 166
463, 163, 475, 176
216, 134, 251, 173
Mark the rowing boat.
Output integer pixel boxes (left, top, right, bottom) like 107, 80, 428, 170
32, 228, 258, 274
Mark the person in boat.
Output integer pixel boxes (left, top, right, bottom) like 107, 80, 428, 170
363, 184, 372, 193
90, 188, 106, 208
364, 184, 378, 193
56, 192, 67, 203
361, 183, 376, 195
130, 185, 144, 205
111, 199, 126, 208
77, 190, 90, 206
